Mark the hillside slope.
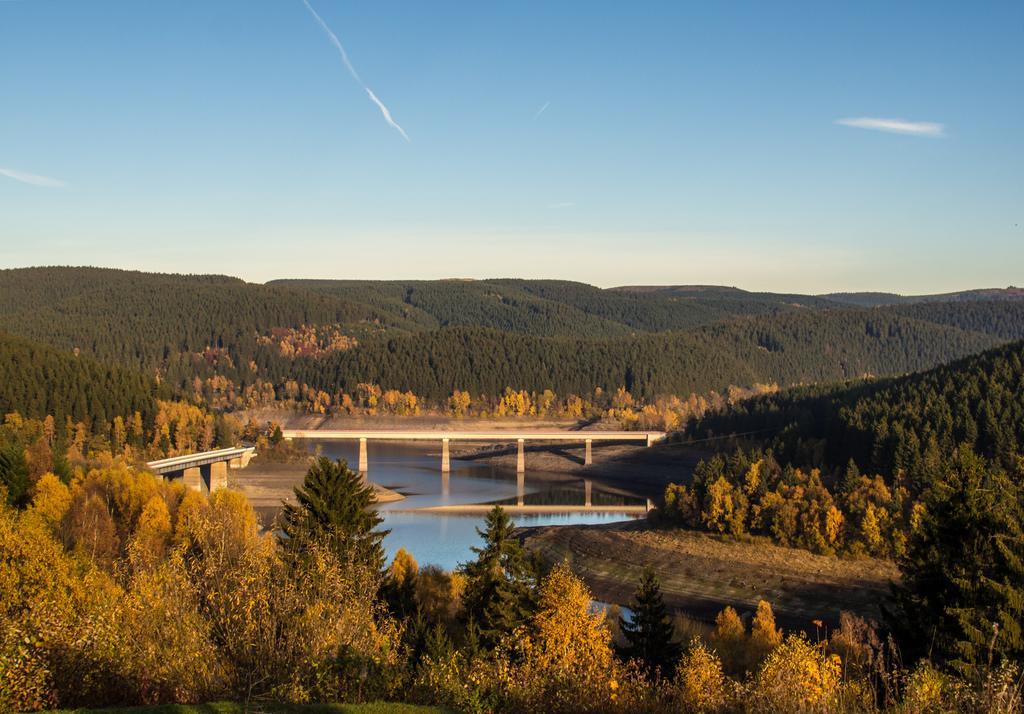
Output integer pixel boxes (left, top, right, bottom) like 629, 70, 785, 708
0, 331, 162, 429
690, 339, 1024, 485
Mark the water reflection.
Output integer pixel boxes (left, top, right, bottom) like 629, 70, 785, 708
307, 440, 643, 569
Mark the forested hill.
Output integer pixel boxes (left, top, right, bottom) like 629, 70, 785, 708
0, 331, 163, 430
273, 278, 843, 334
820, 286, 1024, 307
267, 309, 1002, 401
689, 339, 1024, 489
0, 266, 424, 368
3, 266, 1024, 405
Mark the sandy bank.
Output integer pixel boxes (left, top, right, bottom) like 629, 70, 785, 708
230, 459, 405, 512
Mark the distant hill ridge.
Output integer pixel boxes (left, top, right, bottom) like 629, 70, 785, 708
612, 283, 1024, 307
3, 266, 1024, 403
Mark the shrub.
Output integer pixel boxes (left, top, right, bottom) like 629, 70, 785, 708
671, 638, 730, 712
751, 634, 842, 712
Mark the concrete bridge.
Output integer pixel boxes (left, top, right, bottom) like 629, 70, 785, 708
281, 429, 666, 474
147, 446, 256, 494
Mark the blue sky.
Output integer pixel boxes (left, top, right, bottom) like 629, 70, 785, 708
1, 1, 1021, 292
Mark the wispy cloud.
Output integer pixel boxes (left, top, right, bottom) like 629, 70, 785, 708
301, 0, 410, 142
0, 167, 67, 188
548, 201, 574, 209
534, 101, 550, 119
835, 117, 945, 137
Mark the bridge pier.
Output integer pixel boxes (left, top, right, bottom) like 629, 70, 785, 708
358, 437, 368, 475
183, 466, 203, 493
584, 479, 592, 508
441, 471, 450, 499
517, 438, 525, 473
441, 438, 450, 473
517, 471, 525, 507
209, 461, 228, 492
584, 438, 592, 466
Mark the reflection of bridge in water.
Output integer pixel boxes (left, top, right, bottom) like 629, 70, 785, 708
281, 429, 667, 474
428, 473, 653, 513
403, 502, 651, 515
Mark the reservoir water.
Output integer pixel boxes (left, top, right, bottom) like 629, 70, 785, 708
308, 440, 645, 570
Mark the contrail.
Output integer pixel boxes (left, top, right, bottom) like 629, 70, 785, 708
301, 0, 410, 142
0, 167, 66, 188
366, 88, 410, 142
534, 101, 550, 119
301, 0, 360, 83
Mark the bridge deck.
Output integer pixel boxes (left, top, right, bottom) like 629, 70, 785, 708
282, 429, 664, 441
147, 446, 256, 475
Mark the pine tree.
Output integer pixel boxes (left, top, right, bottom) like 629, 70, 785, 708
459, 506, 538, 647
619, 567, 679, 677
279, 456, 388, 572
889, 449, 1024, 679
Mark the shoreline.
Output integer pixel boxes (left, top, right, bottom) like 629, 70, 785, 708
229, 459, 407, 510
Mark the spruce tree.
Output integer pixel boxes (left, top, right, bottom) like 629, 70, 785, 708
889, 449, 1024, 679
0, 444, 29, 507
459, 506, 539, 647
619, 567, 679, 677
280, 456, 388, 572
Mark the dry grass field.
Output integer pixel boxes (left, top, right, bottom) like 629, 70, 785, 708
522, 520, 901, 630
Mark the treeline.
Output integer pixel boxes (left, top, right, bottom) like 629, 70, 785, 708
689, 339, 1024, 487
660, 447, 917, 559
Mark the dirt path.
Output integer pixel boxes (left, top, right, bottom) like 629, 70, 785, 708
522, 520, 900, 630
